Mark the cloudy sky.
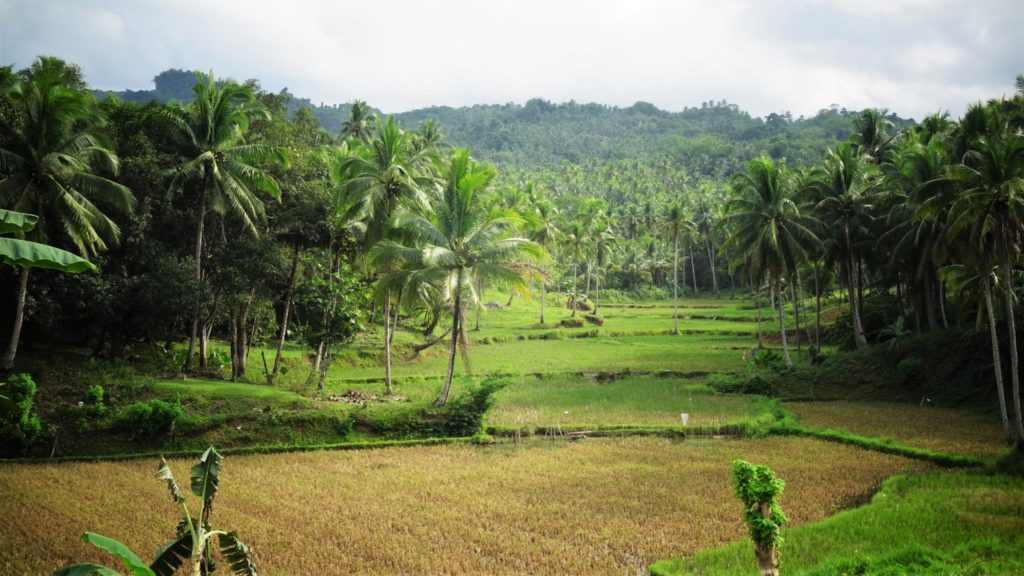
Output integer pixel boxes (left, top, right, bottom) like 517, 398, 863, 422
1, 0, 1020, 120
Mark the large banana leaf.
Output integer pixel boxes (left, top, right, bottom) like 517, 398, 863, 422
155, 457, 186, 504
149, 532, 192, 576
219, 532, 259, 576
190, 447, 222, 500
0, 237, 96, 272
0, 208, 38, 234
78, 533, 154, 576
53, 564, 122, 576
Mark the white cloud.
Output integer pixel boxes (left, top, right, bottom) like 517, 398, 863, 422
1, 0, 1020, 119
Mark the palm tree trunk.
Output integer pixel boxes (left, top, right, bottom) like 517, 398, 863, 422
756, 283, 764, 347
846, 223, 869, 350
1000, 254, 1024, 444
982, 275, 1013, 443
689, 242, 699, 296
790, 274, 802, 353
383, 290, 393, 394
594, 266, 601, 315
540, 272, 546, 325
272, 244, 301, 381
814, 268, 822, 351
672, 235, 680, 334
437, 272, 462, 407
775, 276, 793, 370
185, 185, 208, 372
571, 258, 579, 317
705, 236, 719, 296
2, 267, 30, 370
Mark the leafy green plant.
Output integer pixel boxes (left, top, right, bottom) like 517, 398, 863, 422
54, 447, 257, 576
119, 399, 185, 439
0, 372, 43, 451
732, 460, 787, 576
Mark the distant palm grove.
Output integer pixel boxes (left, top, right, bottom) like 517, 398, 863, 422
2, 57, 1024, 445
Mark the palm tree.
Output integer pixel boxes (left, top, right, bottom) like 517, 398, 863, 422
950, 102, 1024, 445
694, 190, 720, 296
335, 116, 436, 393
565, 219, 588, 317
725, 158, 819, 370
525, 193, 560, 324
0, 65, 134, 370
340, 100, 376, 143
372, 149, 543, 405
166, 71, 288, 371
659, 200, 687, 334
810, 142, 875, 350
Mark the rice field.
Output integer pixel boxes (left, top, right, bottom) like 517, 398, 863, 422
787, 400, 1007, 457
0, 437, 929, 576
488, 374, 767, 429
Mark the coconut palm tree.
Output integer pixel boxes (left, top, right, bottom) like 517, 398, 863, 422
340, 100, 377, 143
334, 116, 436, 393
949, 102, 1024, 445
166, 70, 288, 371
525, 192, 560, 324
659, 199, 687, 334
372, 149, 543, 405
725, 157, 819, 370
809, 142, 876, 350
0, 65, 134, 370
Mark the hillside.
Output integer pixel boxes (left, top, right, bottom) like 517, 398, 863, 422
93, 69, 914, 176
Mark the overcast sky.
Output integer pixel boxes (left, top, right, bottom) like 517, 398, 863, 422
1, 0, 1020, 120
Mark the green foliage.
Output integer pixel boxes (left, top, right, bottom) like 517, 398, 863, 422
0, 372, 43, 450
731, 460, 787, 549
583, 314, 604, 326
560, 318, 584, 328
119, 399, 185, 439
55, 447, 257, 576
895, 356, 923, 386
361, 377, 508, 438
707, 372, 777, 397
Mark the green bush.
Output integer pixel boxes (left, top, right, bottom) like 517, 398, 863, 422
560, 318, 584, 328
361, 378, 508, 438
119, 399, 185, 438
0, 373, 43, 451
896, 356, 923, 385
583, 314, 604, 326
707, 372, 777, 397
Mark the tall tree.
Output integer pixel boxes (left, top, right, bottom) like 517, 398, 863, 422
373, 149, 543, 405
166, 71, 287, 372
810, 142, 875, 350
340, 100, 377, 144
726, 158, 819, 370
659, 200, 687, 334
335, 116, 435, 393
0, 62, 134, 369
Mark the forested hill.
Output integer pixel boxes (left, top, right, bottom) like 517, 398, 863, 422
95, 68, 914, 176
393, 100, 915, 177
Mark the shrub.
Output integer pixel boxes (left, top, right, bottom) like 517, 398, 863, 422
707, 372, 777, 397
896, 356, 923, 385
0, 373, 43, 451
583, 314, 604, 326
560, 318, 584, 328
361, 378, 508, 438
119, 399, 185, 438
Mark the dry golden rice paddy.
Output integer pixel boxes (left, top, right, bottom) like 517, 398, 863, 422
787, 400, 1006, 457
0, 437, 929, 575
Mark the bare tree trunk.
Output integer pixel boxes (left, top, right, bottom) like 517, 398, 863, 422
689, 242, 699, 296
475, 278, 483, 330
383, 291, 393, 394
776, 276, 793, 370
185, 186, 208, 372
272, 244, 301, 381
672, 235, 680, 334
790, 274, 802, 353
983, 276, 1013, 443
705, 236, 719, 296
756, 283, 764, 347
594, 266, 601, 315
1000, 254, 1024, 444
2, 267, 30, 370
846, 224, 869, 350
540, 272, 546, 325
815, 267, 822, 350
571, 258, 579, 317
436, 274, 462, 407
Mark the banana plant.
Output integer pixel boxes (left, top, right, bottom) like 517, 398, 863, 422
54, 447, 257, 576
